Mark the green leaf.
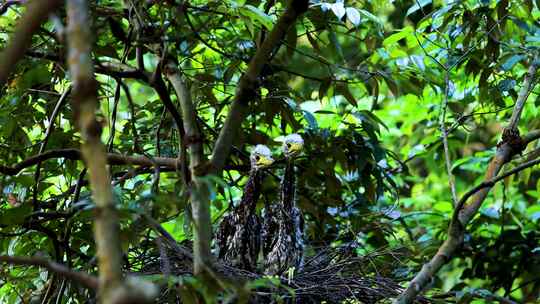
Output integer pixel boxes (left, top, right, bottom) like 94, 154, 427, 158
500, 54, 525, 71
238, 5, 274, 30
302, 110, 318, 130
318, 77, 332, 100
358, 9, 383, 26
336, 83, 358, 107
358, 110, 389, 130
0, 205, 32, 225
383, 27, 413, 47
526, 205, 540, 221
433, 201, 453, 213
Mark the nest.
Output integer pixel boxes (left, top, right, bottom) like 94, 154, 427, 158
131, 234, 431, 304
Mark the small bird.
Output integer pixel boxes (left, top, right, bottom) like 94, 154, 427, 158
263, 133, 305, 275
216, 144, 274, 271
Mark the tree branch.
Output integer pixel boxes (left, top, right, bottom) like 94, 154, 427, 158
440, 69, 458, 206
66, 0, 124, 301
507, 61, 539, 130
395, 61, 539, 304
455, 148, 540, 216
0, 255, 98, 290
209, 0, 309, 174
164, 62, 211, 274
0, 148, 247, 177
0, 0, 62, 87
0, 148, 177, 175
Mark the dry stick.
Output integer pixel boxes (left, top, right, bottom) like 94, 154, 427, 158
66, 0, 124, 302
0, 0, 62, 87
209, 0, 309, 175
395, 61, 539, 304
0, 255, 98, 290
164, 63, 210, 274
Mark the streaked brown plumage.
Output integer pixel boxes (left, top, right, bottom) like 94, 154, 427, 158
216, 145, 274, 271
263, 134, 305, 275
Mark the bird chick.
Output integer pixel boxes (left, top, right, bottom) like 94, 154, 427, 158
250, 144, 275, 169
283, 133, 304, 158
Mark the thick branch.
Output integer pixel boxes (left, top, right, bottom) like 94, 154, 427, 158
456, 130, 540, 223
395, 132, 540, 304
209, 0, 309, 174
0, 148, 246, 176
165, 63, 204, 168
0, 255, 98, 289
66, 0, 125, 302
0, 0, 62, 87
395, 61, 539, 304
165, 62, 210, 274
507, 62, 538, 130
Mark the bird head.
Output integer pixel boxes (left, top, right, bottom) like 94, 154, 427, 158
250, 144, 274, 169
282, 133, 304, 158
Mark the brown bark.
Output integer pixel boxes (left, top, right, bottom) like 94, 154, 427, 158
395, 61, 539, 303
209, 0, 309, 175
66, 0, 124, 302
165, 62, 210, 275
0, 0, 62, 87
161, 0, 309, 276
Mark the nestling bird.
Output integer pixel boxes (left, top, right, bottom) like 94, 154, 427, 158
216, 144, 274, 271
263, 133, 305, 275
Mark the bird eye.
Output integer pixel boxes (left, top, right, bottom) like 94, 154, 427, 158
255, 155, 261, 161
286, 143, 292, 148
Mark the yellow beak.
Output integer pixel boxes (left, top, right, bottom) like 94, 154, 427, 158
257, 155, 274, 167
288, 142, 303, 155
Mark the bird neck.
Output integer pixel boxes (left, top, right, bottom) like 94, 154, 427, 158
281, 158, 296, 210
239, 167, 263, 211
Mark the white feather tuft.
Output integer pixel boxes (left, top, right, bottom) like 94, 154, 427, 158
253, 144, 272, 157
284, 133, 304, 144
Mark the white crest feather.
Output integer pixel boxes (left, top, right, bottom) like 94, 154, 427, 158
252, 144, 272, 158
284, 133, 304, 144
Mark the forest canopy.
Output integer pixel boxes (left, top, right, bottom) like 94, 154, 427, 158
0, 0, 539, 303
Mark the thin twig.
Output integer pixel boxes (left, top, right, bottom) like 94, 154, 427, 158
0, 255, 98, 289
440, 69, 458, 206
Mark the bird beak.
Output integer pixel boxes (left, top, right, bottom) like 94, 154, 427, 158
257, 155, 274, 167
288, 142, 303, 155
